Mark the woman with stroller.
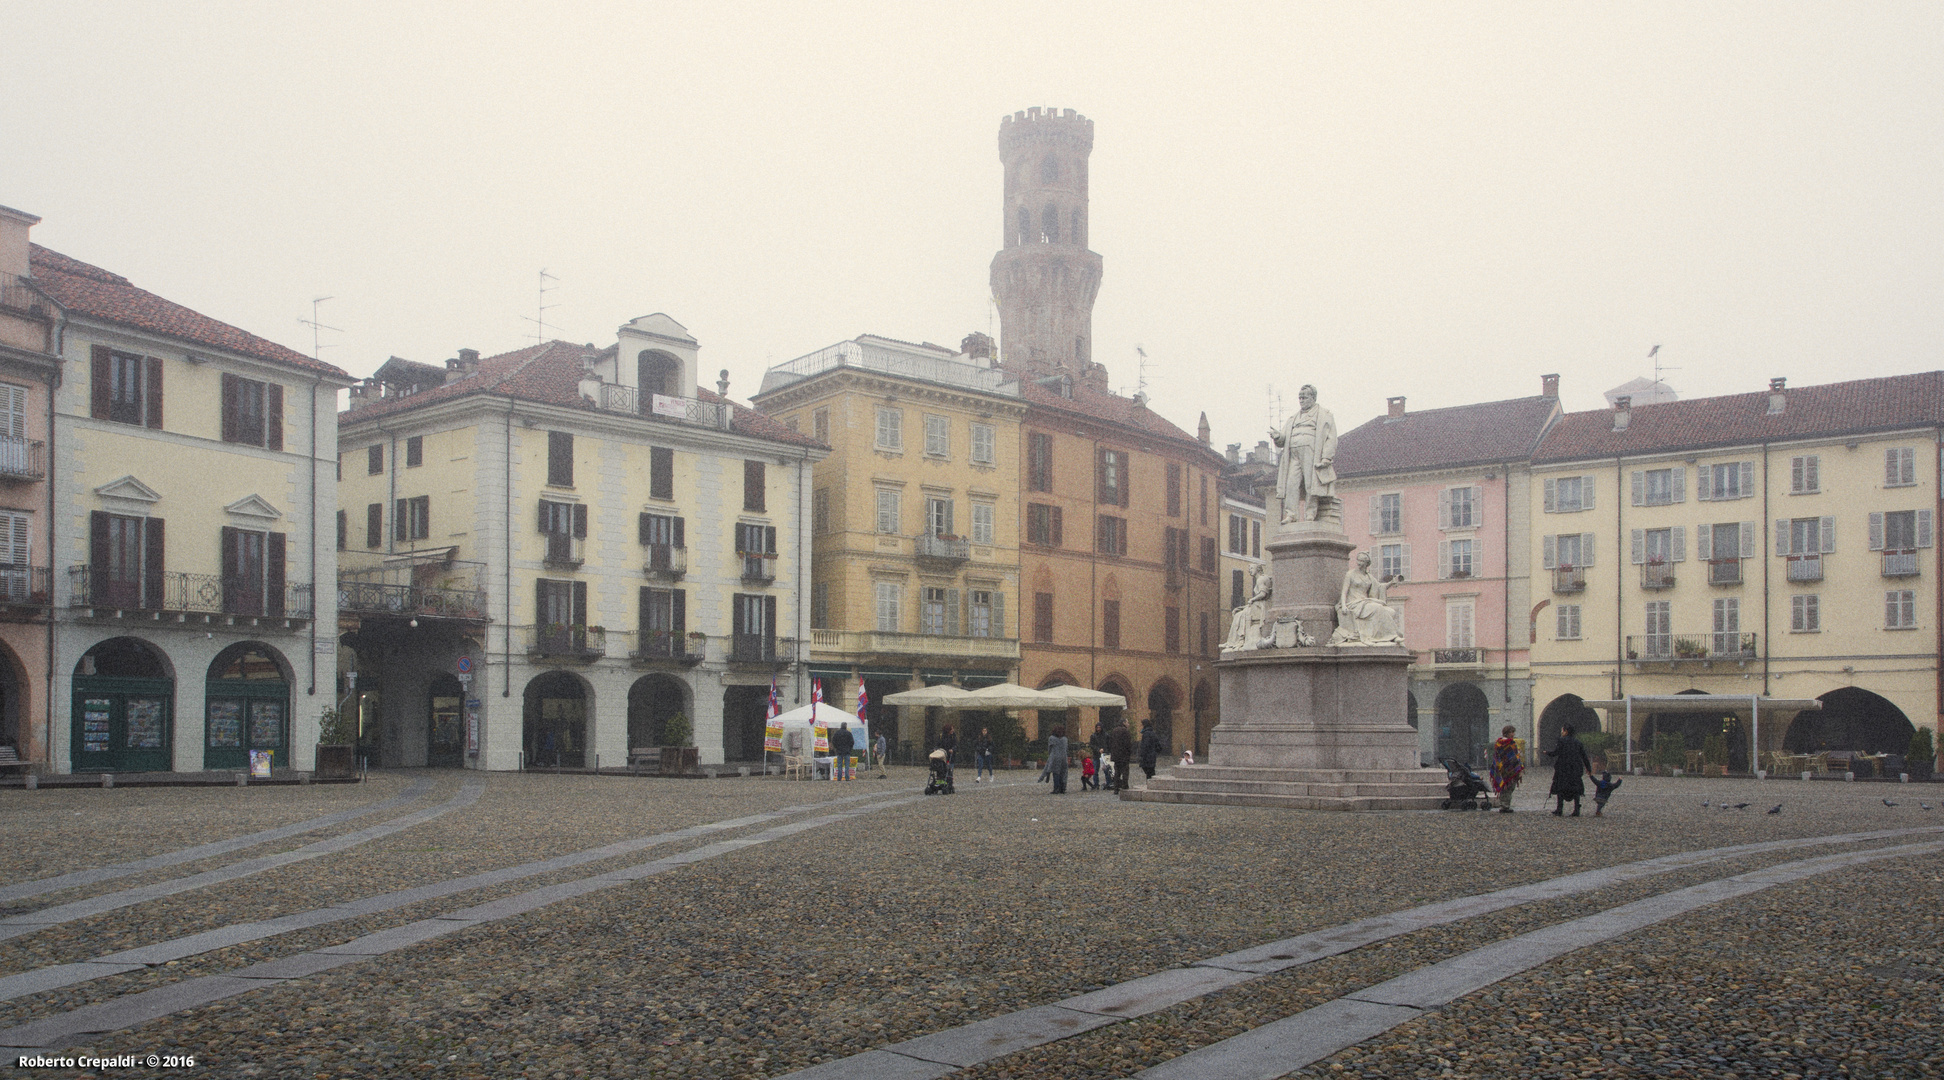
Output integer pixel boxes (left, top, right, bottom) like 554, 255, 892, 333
1546, 723, 1596, 817
937, 724, 959, 781
1488, 724, 1523, 813
1046, 724, 1070, 794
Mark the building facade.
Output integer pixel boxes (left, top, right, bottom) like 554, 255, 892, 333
1335, 379, 1563, 766
0, 207, 62, 767
1528, 374, 1942, 772
752, 333, 1025, 757
337, 316, 824, 771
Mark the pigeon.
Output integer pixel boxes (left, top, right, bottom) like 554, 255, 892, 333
1734, 803, 1750, 810
1883, 799, 1899, 808
1767, 804, 1783, 815
1701, 800, 1711, 808
1921, 803, 1933, 811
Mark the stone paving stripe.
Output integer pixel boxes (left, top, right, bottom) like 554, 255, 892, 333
0, 964, 144, 1001
225, 952, 369, 980
773, 824, 1944, 1080
0, 793, 927, 1050
0, 777, 436, 905
0, 779, 485, 943
1058, 966, 1258, 1018
888, 1004, 1123, 1067
782, 1050, 959, 1080
1138, 998, 1422, 1080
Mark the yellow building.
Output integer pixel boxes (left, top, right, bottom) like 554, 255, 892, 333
1529, 373, 1941, 775
752, 333, 1025, 757
338, 316, 824, 770
31, 238, 351, 773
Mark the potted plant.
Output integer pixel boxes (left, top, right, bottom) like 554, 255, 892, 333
315, 706, 356, 779
1910, 727, 1936, 782
1650, 733, 1685, 775
1701, 733, 1729, 777
1674, 637, 1709, 659
659, 711, 698, 776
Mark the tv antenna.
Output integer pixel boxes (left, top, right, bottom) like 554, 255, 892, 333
1133, 344, 1149, 397
1647, 343, 1679, 399
297, 296, 340, 362
1267, 384, 1283, 431
520, 269, 559, 345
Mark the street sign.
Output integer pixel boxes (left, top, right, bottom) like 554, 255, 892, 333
456, 656, 473, 674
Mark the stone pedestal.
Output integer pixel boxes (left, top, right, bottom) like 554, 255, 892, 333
1126, 521, 1447, 811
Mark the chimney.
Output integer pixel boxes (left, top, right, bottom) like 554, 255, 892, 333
1197, 412, 1211, 445
1226, 442, 1241, 465
960, 332, 994, 361
445, 347, 481, 383
1768, 377, 1787, 416
0, 204, 40, 284
1386, 396, 1406, 420
1542, 373, 1559, 398
346, 376, 381, 411
1612, 395, 1632, 433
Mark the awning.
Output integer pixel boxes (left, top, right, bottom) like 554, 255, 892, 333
1580, 696, 1823, 714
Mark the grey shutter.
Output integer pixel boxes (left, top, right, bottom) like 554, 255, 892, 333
1398, 543, 1411, 580
1631, 529, 1645, 564
1582, 477, 1595, 510
1369, 495, 1382, 535
1542, 534, 1556, 570
1671, 466, 1686, 503
1438, 539, 1450, 579
1740, 521, 1756, 559
1775, 519, 1790, 556
1697, 467, 1712, 502
1886, 450, 1898, 485
1671, 526, 1686, 562
1438, 488, 1451, 529
1543, 478, 1556, 513
1869, 513, 1885, 551
1919, 510, 1934, 549
1581, 533, 1595, 566
1819, 516, 1835, 554
991, 592, 1004, 638
1805, 456, 1818, 491
1696, 525, 1712, 561
1791, 456, 1805, 492
947, 588, 961, 635
1630, 471, 1644, 506
1739, 462, 1754, 498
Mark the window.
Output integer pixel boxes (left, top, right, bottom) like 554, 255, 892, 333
335, 509, 347, 552
876, 490, 900, 534
1441, 537, 1475, 579
1632, 467, 1684, 506
1633, 526, 1685, 565
538, 500, 586, 563
1102, 599, 1120, 648
732, 593, 778, 660
1545, 532, 1593, 570
394, 496, 430, 542
1200, 535, 1218, 572
1694, 462, 1746, 501
1200, 611, 1210, 656
1095, 514, 1126, 556
1781, 517, 1833, 556
1097, 448, 1129, 507
1370, 493, 1402, 536
969, 590, 999, 638
1200, 475, 1209, 526
536, 579, 587, 641
970, 423, 995, 465
1887, 589, 1918, 629
924, 415, 949, 457
1543, 476, 1595, 513
368, 445, 383, 475
1378, 542, 1410, 581
402, 435, 422, 468
649, 447, 674, 500
922, 587, 958, 635
1033, 592, 1054, 642
1166, 463, 1182, 517
90, 346, 161, 429
1886, 447, 1917, 487
1028, 433, 1053, 492
220, 374, 282, 450
810, 581, 829, 629
0, 511, 30, 600
366, 503, 382, 549
1556, 604, 1582, 640
1252, 520, 1260, 558
811, 488, 829, 536
639, 513, 684, 571
1027, 503, 1063, 547
547, 431, 574, 487
1870, 510, 1933, 575
876, 407, 903, 450
743, 460, 766, 512
1644, 600, 1672, 658
89, 512, 161, 608
1229, 513, 1248, 553
1164, 606, 1181, 653
875, 582, 902, 632
1790, 455, 1819, 494
1699, 522, 1753, 583
736, 522, 778, 580
812, 408, 829, 444
221, 526, 286, 616
1445, 599, 1475, 648
925, 497, 954, 537
1712, 597, 1741, 656
1441, 486, 1479, 529
1791, 594, 1819, 633
638, 586, 687, 656
1231, 568, 1246, 608
971, 502, 995, 546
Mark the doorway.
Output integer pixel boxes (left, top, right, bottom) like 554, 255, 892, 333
72, 637, 173, 772
204, 643, 290, 771
427, 673, 464, 767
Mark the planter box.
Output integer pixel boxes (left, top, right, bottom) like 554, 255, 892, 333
1706, 765, 1727, 777
314, 744, 356, 779
658, 746, 699, 776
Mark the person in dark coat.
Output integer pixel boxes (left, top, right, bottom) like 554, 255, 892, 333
937, 725, 958, 780
830, 722, 855, 781
1107, 720, 1134, 791
1546, 724, 1596, 817
1046, 725, 1070, 794
1137, 722, 1161, 780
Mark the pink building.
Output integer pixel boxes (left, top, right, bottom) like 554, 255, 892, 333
1333, 377, 1562, 765
0, 205, 61, 768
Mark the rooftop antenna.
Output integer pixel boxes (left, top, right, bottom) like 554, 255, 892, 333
1133, 344, 1149, 398
520, 269, 559, 345
1267, 384, 1282, 430
297, 296, 340, 362
1648, 343, 1679, 399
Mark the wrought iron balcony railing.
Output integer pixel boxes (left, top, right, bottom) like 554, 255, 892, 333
1785, 555, 1823, 582
1707, 557, 1744, 585
914, 533, 971, 562
1551, 566, 1585, 592
0, 276, 50, 317
0, 436, 45, 482
740, 552, 777, 583
1640, 562, 1676, 589
595, 383, 733, 430
1433, 648, 1480, 665
1627, 632, 1757, 662
528, 623, 605, 660
338, 560, 488, 620
643, 544, 687, 579
0, 564, 52, 606
1883, 550, 1920, 578
631, 629, 704, 665
69, 567, 314, 618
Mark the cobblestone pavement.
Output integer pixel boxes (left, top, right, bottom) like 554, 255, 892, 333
0, 768, 1937, 1078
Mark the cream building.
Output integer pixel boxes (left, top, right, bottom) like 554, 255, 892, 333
1529, 373, 1941, 774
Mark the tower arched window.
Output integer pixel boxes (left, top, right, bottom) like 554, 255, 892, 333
1042, 204, 1060, 244
1040, 155, 1059, 183
1015, 205, 1029, 248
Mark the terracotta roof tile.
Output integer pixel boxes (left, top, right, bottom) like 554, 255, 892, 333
1019, 380, 1223, 463
28, 244, 351, 379
1336, 395, 1562, 478
1532, 371, 1944, 463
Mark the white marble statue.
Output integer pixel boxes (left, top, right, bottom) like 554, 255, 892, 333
1328, 550, 1405, 646
1223, 564, 1273, 651
1271, 384, 1339, 526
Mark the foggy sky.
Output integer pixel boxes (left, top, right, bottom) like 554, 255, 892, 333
4, 2, 1940, 449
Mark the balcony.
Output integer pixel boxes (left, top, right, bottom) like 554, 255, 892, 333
1433, 648, 1481, 665
0, 564, 52, 617
1551, 566, 1586, 593
1707, 557, 1743, 585
69, 567, 314, 622
595, 383, 733, 431
728, 634, 793, 665
1786, 555, 1823, 583
528, 623, 605, 661
0, 436, 45, 482
643, 544, 687, 580
543, 534, 584, 570
914, 532, 970, 565
0, 276, 50, 318
1640, 562, 1676, 589
740, 552, 777, 584
1883, 550, 1920, 578
807, 628, 1021, 661
338, 559, 488, 622
1627, 632, 1758, 665
630, 629, 704, 666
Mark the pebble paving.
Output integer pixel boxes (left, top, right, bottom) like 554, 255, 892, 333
0, 768, 1937, 1078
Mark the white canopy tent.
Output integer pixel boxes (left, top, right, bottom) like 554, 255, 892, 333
1577, 695, 1823, 773
765, 702, 868, 761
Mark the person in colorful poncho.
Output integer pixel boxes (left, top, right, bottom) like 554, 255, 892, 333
1489, 724, 1524, 814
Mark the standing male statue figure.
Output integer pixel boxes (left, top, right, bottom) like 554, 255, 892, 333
1271, 384, 1339, 525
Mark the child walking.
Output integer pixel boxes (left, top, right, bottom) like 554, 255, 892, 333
1592, 771, 1623, 816
1488, 724, 1524, 814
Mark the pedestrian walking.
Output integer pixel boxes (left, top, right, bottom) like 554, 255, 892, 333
1592, 771, 1623, 816
1137, 721, 1161, 780
1046, 725, 1070, 794
974, 727, 995, 782
1488, 724, 1524, 813
938, 725, 958, 781
1107, 719, 1133, 792
830, 722, 855, 781
1546, 723, 1596, 817
1080, 751, 1098, 791
873, 731, 887, 775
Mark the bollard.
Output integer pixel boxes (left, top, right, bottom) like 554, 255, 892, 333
24, 773, 35, 790
1844, 771, 1855, 782
1755, 770, 1767, 780
1801, 771, 1812, 781
102, 773, 113, 789
739, 766, 750, 777
1901, 772, 1911, 783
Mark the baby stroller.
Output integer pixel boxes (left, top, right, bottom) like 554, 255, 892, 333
1439, 758, 1491, 810
924, 749, 955, 795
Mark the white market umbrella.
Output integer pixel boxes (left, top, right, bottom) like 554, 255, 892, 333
1034, 684, 1126, 708
959, 682, 1067, 709
882, 685, 978, 707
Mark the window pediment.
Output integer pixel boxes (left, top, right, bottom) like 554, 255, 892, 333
95, 475, 161, 504
223, 494, 283, 521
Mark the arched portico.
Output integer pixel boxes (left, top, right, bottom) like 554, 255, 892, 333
72, 637, 174, 772
523, 671, 591, 768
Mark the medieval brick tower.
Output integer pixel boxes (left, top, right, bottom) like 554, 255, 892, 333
989, 107, 1104, 377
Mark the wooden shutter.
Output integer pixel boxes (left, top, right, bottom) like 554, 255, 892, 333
90, 346, 111, 419
1398, 543, 1411, 580
1671, 466, 1686, 503
89, 511, 110, 573
991, 592, 1003, 639
638, 586, 652, 641
1542, 535, 1556, 570
221, 526, 239, 587
142, 517, 164, 608
1671, 526, 1686, 562
1696, 524, 1711, 560
221, 373, 240, 443
266, 384, 283, 451
1542, 478, 1555, 513
1739, 522, 1756, 559
367, 503, 382, 548
573, 503, 588, 539
1696, 466, 1712, 502
1738, 461, 1753, 498
638, 513, 652, 545
744, 460, 765, 512
537, 501, 552, 533
1869, 512, 1885, 551
548, 431, 574, 487
763, 595, 777, 645
674, 517, 685, 547
1581, 533, 1595, 566
1582, 477, 1595, 509
1119, 453, 1130, 508
764, 525, 777, 554
947, 588, 961, 635
572, 580, 587, 626
1368, 495, 1381, 533
1630, 529, 1645, 564
732, 593, 747, 637
1050, 506, 1063, 547
672, 589, 686, 635
394, 499, 407, 541
1819, 516, 1835, 554
1776, 518, 1790, 556
1919, 510, 1935, 549
144, 356, 163, 428
336, 509, 346, 551
535, 579, 548, 628
1438, 539, 1451, 578
1630, 471, 1644, 505
650, 447, 674, 500
1438, 488, 1451, 528
266, 532, 286, 615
